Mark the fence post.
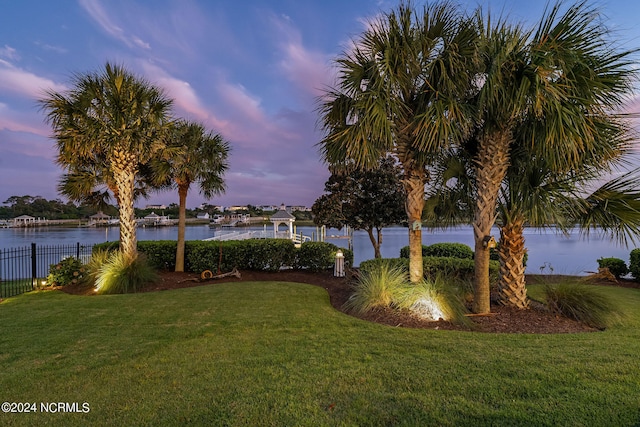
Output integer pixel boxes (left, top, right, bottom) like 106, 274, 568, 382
31, 242, 37, 290
76, 242, 80, 258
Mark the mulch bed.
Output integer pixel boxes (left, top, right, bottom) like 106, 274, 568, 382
62, 269, 640, 334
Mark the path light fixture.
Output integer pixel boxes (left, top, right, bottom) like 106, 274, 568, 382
334, 250, 345, 277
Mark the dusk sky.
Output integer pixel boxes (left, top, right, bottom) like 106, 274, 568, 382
1, 0, 639, 209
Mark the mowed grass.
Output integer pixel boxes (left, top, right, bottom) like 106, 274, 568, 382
0, 281, 639, 426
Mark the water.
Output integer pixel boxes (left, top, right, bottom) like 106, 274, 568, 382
0, 224, 636, 274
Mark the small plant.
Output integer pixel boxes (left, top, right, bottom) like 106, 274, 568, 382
46, 257, 85, 287
542, 282, 622, 329
94, 252, 158, 294
343, 262, 407, 314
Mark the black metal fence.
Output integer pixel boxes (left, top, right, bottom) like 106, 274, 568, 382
0, 243, 95, 298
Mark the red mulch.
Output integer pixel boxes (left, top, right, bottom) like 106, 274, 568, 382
61, 269, 640, 334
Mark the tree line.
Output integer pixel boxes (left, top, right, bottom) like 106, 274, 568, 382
0, 195, 215, 220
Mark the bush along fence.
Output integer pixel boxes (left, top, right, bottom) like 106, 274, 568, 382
0, 242, 95, 298
94, 239, 355, 274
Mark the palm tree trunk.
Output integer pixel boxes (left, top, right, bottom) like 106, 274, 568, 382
175, 183, 188, 272
404, 168, 426, 283
498, 216, 529, 309
113, 155, 138, 261
472, 131, 511, 314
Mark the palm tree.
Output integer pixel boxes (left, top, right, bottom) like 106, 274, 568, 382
153, 120, 230, 272
41, 62, 173, 261
57, 156, 169, 213
427, 117, 639, 310
467, 1, 636, 313
317, 2, 477, 282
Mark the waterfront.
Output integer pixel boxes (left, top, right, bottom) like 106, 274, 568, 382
0, 224, 636, 274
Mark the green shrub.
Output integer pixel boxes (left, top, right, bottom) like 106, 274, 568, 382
399, 245, 428, 259
296, 242, 353, 271
400, 242, 474, 260
542, 282, 622, 329
94, 252, 158, 294
186, 240, 248, 273
96, 239, 353, 274
597, 257, 628, 278
629, 248, 640, 280
243, 239, 296, 272
360, 258, 409, 274
46, 256, 85, 286
138, 240, 177, 270
424, 243, 474, 259
343, 263, 407, 314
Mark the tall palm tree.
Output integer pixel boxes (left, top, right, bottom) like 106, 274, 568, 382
41, 62, 173, 261
57, 156, 169, 213
318, 1, 477, 282
153, 120, 230, 272
467, 1, 636, 313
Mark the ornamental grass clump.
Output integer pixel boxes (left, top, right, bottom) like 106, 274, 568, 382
542, 282, 623, 329
394, 275, 471, 325
343, 263, 407, 314
94, 251, 158, 294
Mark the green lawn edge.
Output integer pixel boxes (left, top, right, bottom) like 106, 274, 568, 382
1, 281, 639, 426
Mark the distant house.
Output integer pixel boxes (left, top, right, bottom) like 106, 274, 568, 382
145, 204, 167, 210
12, 215, 37, 227
196, 212, 210, 220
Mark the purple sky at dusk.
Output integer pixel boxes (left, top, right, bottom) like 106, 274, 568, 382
1, 0, 639, 209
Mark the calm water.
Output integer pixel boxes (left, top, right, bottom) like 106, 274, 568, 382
0, 224, 635, 274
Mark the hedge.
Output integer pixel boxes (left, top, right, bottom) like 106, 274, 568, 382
400, 243, 474, 259
94, 239, 353, 273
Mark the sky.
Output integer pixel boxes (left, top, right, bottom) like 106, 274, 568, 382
1, 0, 640, 209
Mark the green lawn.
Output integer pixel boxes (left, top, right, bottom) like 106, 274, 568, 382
0, 281, 639, 426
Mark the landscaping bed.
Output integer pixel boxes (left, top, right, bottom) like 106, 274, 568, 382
62, 268, 640, 334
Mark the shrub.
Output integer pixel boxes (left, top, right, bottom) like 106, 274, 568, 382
97, 239, 353, 274
629, 248, 640, 280
46, 257, 85, 286
424, 243, 474, 259
94, 252, 158, 294
400, 242, 474, 260
343, 263, 407, 314
296, 242, 353, 271
597, 257, 628, 278
243, 239, 296, 272
138, 240, 177, 270
399, 245, 428, 259
542, 283, 622, 329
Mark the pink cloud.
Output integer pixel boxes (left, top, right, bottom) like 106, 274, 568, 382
0, 60, 67, 99
78, 0, 150, 50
